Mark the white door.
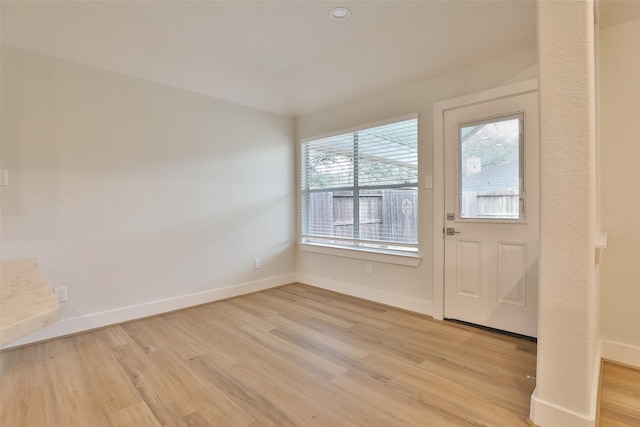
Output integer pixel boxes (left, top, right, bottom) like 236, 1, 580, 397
443, 91, 539, 337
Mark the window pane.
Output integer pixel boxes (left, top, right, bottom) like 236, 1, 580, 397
358, 190, 382, 241
305, 191, 354, 239
304, 189, 418, 245
305, 133, 354, 190
359, 189, 418, 244
301, 115, 418, 252
459, 116, 522, 219
358, 120, 418, 186
333, 191, 354, 238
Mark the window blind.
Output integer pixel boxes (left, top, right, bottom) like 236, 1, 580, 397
301, 115, 418, 252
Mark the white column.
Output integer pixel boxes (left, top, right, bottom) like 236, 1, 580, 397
531, 1, 599, 426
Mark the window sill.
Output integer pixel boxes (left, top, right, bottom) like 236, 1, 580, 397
299, 242, 422, 267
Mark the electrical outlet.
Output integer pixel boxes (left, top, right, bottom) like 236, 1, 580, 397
54, 287, 68, 302
254, 258, 261, 269
366, 263, 373, 276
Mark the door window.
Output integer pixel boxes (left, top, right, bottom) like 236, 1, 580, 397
457, 114, 524, 220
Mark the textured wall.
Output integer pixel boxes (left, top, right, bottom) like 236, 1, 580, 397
533, 0, 599, 424
1, 45, 296, 341
599, 18, 640, 348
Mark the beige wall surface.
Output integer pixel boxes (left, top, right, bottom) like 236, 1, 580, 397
296, 49, 538, 313
0, 45, 296, 341
599, 18, 640, 348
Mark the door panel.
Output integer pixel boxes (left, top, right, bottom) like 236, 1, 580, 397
497, 241, 527, 306
456, 239, 482, 299
444, 91, 538, 337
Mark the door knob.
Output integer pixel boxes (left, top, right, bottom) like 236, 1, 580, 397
446, 227, 461, 236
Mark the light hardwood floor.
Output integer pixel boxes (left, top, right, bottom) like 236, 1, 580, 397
1, 284, 538, 426
598, 360, 640, 427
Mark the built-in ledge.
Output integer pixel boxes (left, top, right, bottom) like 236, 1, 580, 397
595, 232, 608, 266
300, 242, 422, 267
1, 259, 60, 346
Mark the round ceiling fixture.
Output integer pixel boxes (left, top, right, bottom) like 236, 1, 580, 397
329, 7, 352, 21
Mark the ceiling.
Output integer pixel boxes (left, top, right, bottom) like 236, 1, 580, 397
0, 1, 539, 117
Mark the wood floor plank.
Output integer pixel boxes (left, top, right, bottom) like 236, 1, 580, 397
599, 360, 640, 427
268, 313, 370, 359
108, 401, 161, 427
268, 287, 393, 330
2, 283, 548, 426
188, 352, 295, 427
73, 332, 143, 413
114, 339, 256, 427
271, 295, 357, 330
331, 371, 462, 426
239, 323, 348, 380
249, 291, 357, 330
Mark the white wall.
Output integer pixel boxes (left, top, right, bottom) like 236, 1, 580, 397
296, 49, 537, 314
0, 45, 296, 347
599, 18, 640, 357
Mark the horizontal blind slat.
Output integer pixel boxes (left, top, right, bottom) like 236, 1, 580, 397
301, 117, 418, 251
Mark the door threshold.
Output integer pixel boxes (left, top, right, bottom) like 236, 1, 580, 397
444, 318, 537, 342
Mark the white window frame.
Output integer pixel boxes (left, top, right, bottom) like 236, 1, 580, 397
299, 114, 421, 266
455, 112, 526, 223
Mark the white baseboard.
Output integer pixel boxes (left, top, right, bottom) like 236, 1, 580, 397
296, 273, 433, 316
530, 388, 596, 427
529, 340, 603, 427
527, 341, 639, 427
601, 339, 640, 368
2, 273, 295, 350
